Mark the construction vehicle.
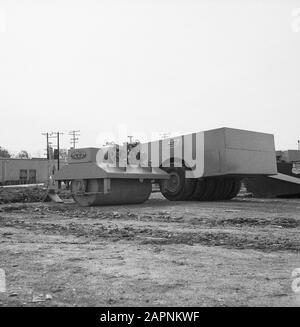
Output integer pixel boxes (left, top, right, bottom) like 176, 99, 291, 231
244, 150, 300, 198
54, 127, 277, 206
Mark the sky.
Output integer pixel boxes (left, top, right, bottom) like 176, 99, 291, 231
0, 0, 300, 156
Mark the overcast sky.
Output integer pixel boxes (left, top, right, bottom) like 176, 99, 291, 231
0, 0, 300, 156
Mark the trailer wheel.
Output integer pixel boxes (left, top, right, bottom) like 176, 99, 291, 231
189, 178, 222, 201
210, 178, 226, 200
225, 179, 242, 200
189, 178, 207, 200
160, 167, 196, 201
220, 178, 235, 200
200, 178, 217, 201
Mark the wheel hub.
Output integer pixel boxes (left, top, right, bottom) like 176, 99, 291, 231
166, 172, 181, 193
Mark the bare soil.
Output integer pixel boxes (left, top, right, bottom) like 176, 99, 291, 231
0, 193, 300, 306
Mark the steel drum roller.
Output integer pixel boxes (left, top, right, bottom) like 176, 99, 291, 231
71, 179, 152, 207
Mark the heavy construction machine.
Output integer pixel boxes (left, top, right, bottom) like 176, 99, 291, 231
54, 127, 277, 206
244, 149, 300, 198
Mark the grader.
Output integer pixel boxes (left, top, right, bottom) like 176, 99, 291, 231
54, 127, 277, 206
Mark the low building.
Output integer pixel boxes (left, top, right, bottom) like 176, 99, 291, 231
0, 158, 57, 185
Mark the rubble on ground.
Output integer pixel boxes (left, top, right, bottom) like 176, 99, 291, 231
0, 186, 49, 204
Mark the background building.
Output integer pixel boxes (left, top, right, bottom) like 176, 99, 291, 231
0, 158, 56, 185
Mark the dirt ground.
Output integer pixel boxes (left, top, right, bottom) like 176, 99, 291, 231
0, 193, 300, 307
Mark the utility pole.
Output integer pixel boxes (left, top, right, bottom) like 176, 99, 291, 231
57, 132, 60, 170
69, 130, 80, 149
298, 140, 300, 150
49, 132, 64, 189
49, 132, 64, 170
42, 132, 54, 186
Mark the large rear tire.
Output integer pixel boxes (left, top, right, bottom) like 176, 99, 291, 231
200, 178, 217, 201
189, 177, 241, 201
189, 178, 206, 200
160, 167, 196, 201
225, 179, 242, 200
210, 178, 226, 200
220, 179, 235, 200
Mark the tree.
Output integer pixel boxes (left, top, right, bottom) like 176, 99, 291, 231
0, 146, 11, 158
16, 150, 30, 159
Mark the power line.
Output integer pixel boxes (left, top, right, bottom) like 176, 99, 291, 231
41, 132, 54, 185
69, 130, 80, 149
48, 132, 64, 171
49, 132, 64, 189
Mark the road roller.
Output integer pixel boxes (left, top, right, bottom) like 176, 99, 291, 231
54, 127, 277, 206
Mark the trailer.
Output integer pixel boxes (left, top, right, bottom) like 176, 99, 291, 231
244, 150, 300, 198
54, 127, 277, 206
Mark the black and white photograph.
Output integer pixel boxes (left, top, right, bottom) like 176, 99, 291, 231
0, 0, 300, 314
